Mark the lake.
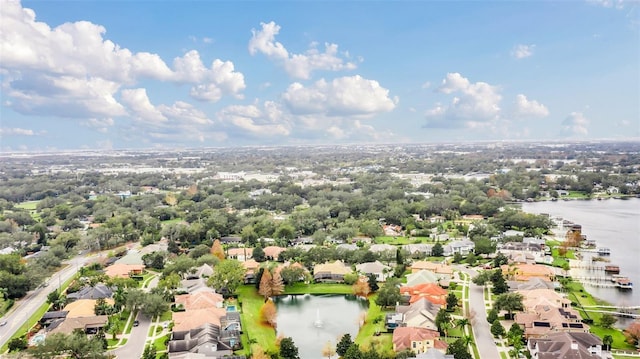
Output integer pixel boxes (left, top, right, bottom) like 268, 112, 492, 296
522, 198, 640, 308
274, 294, 368, 359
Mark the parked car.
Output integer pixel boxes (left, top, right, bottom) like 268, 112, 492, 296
0, 321, 7, 326
133, 320, 139, 327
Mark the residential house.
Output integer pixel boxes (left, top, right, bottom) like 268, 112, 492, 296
501, 263, 555, 282
168, 323, 242, 358
313, 260, 351, 283
508, 278, 556, 291
356, 261, 391, 282
175, 291, 224, 311
410, 261, 453, 281
352, 236, 373, 245
392, 327, 447, 355
406, 270, 441, 287
498, 242, 545, 263
180, 277, 210, 294
289, 237, 314, 246
515, 305, 588, 339
428, 216, 446, 224
383, 225, 404, 237
443, 240, 475, 256
48, 315, 109, 335
104, 263, 145, 278
402, 244, 433, 258
114, 250, 144, 265
40, 311, 68, 330
241, 260, 257, 284
400, 283, 447, 306
173, 307, 228, 332
518, 288, 571, 311
227, 248, 252, 262
528, 332, 604, 359
67, 283, 113, 302
185, 264, 214, 280
263, 246, 286, 261
396, 298, 441, 331
336, 244, 358, 252
369, 244, 396, 254
63, 299, 114, 318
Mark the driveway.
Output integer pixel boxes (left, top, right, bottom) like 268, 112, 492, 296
456, 265, 501, 359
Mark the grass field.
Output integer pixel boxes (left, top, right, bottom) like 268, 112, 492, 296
14, 201, 39, 210
283, 282, 353, 295
354, 295, 394, 356
236, 285, 277, 354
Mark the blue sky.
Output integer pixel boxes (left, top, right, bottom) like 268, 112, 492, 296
1, 0, 638, 151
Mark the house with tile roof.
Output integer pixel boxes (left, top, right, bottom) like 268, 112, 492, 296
104, 263, 145, 278
410, 261, 453, 281
227, 247, 253, 262
172, 307, 228, 332
48, 315, 109, 335
392, 327, 447, 355
515, 304, 589, 339
400, 283, 447, 306
518, 288, 571, 311
527, 332, 604, 359
241, 259, 257, 284
396, 298, 440, 331
501, 263, 555, 282
63, 299, 114, 318
175, 291, 224, 311
67, 283, 113, 302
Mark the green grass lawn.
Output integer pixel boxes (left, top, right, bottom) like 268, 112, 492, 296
159, 310, 172, 322
284, 282, 353, 295
14, 200, 39, 210
152, 334, 169, 352
236, 285, 277, 354
161, 218, 185, 226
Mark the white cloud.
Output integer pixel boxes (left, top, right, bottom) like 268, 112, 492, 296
158, 101, 213, 125
421, 81, 431, 89
511, 44, 535, 59
424, 73, 502, 128
0, 127, 34, 136
248, 21, 357, 79
120, 88, 168, 123
0, 0, 245, 120
561, 112, 590, 136
282, 75, 397, 116
217, 101, 291, 137
514, 94, 549, 117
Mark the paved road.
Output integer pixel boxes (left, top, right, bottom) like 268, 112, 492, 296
0, 255, 89, 349
456, 266, 500, 359
109, 276, 160, 359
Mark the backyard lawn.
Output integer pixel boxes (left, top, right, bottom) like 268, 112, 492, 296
355, 295, 394, 356
236, 285, 277, 354
283, 282, 353, 295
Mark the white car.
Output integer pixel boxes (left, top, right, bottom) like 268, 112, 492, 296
0, 321, 7, 326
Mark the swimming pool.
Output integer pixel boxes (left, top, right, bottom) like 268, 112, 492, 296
226, 305, 236, 312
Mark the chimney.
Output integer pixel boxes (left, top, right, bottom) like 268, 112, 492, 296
570, 341, 579, 350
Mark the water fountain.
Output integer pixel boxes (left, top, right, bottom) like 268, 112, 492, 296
313, 308, 323, 328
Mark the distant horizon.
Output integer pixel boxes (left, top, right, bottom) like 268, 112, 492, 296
1, 137, 639, 156
1, 0, 638, 151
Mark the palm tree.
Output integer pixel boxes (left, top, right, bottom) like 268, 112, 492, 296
456, 318, 470, 332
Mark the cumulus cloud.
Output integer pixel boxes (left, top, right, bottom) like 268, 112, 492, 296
158, 101, 213, 125
424, 73, 502, 128
217, 101, 291, 137
561, 112, 590, 136
0, 0, 245, 120
282, 75, 397, 116
248, 21, 357, 79
514, 94, 549, 117
120, 88, 168, 123
511, 44, 535, 59
0, 127, 35, 136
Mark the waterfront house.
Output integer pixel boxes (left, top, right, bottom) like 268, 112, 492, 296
396, 298, 441, 331
168, 322, 242, 358
501, 263, 555, 282
515, 305, 588, 339
356, 261, 391, 282
313, 260, 351, 283
392, 327, 447, 355
527, 332, 603, 359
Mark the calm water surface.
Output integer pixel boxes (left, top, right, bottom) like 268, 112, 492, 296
274, 294, 368, 359
522, 198, 640, 308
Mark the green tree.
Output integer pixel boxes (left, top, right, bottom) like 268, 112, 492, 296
279, 337, 300, 359
446, 337, 472, 359
142, 344, 157, 359
336, 334, 354, 357
125, 288, 146, 312
466, 253, 477, 266
603, 334, 613, 351
600, 313, 617, 329
367, 273, 379, 292
343, 343, 363, 359
490, 269, 509, 295
491, 320, 506, 338
487, 308, 499, 324
494, 292, 524, 320
431, 242, 444, 257
141, 293, 169, 319
207, 259, 246, 295
446, 292, 458, 311
7, 337, 27, 352
435, 308, 452, 336
253, 244, 266, 262
374, 279, 401, 308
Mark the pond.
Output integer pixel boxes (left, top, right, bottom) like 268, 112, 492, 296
274, 294, 368, 359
